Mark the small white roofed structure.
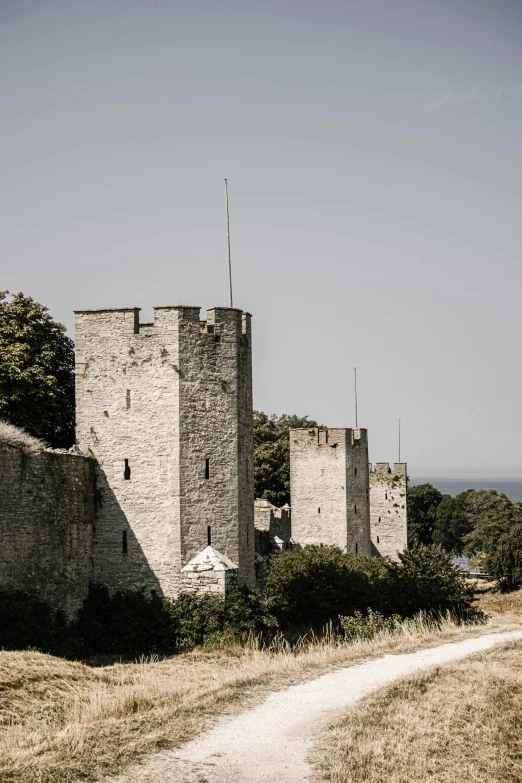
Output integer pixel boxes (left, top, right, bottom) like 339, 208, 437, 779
182, 545, 238, 573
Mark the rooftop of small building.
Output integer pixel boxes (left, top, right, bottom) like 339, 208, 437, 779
181, 545, 238, 573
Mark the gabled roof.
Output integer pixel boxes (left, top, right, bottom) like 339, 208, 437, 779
182, 545, 238, 573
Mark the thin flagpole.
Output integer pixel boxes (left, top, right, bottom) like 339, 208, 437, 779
354, 367, 358, 428
224, 179, 233, 308
399, 417, 401, 462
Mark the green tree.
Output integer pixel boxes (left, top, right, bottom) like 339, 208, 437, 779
432, 494, 473, 556
265, 545, 389, 628
253, 411, 320, 506
486, 523, 522, 591
462, 490, 522, 590
0, 291, 75, 447
387, 545, 480, 620
462, 489, 516, 556
407, 483, 444, 546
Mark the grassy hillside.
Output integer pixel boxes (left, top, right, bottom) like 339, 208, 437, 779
0, 612, 504, 783
311, 636, 522, 783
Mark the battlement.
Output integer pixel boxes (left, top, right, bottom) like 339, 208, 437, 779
290, 427, 368, 448
75, 305, 251, 340
370, 462, 407, 477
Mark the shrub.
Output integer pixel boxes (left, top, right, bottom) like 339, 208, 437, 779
0, 589, 69, 652
386, 545, 482, 621
265, 546, 390, 629
167, 589, 277, 651
486, 524, 522, 591
71, 584, 177, 657
339, 609, 402, 641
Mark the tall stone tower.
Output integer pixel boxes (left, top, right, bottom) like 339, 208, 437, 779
369, 462, 408, 560
74, 305, 255, 595
289, 428, 371, 555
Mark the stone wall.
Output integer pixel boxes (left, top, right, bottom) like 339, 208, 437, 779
369, 462, 408, 560
0, 444, 95, 617
74, 304, 255, 598
254, 498, 291, 556
289, 428, 371, 555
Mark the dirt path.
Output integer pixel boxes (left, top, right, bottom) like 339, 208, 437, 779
108, 630, 522, 783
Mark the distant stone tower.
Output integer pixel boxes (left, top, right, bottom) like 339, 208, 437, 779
289, 428, 371, 555
74, 305, 255, 595
369, 462, 408, 560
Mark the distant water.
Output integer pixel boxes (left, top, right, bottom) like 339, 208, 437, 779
409, 477, 522, 503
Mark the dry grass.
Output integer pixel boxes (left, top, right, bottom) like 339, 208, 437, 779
0, 420, 46, 454
0, 614, 511, 783
311, 637, 522, 783
477, 584, 522, 618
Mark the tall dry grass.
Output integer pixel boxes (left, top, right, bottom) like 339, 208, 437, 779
0, 612, 514, 783
0, 420, 46, 454
311, 637, 522, 783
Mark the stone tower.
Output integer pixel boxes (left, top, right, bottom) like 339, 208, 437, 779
74, 305, 255, 595
289, 428, 371, 555
369, 462, 408, 560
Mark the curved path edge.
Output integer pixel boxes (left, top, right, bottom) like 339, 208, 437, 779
109, 630, 522, 783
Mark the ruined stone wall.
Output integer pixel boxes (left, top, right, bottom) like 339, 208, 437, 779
74, 304, 255, 597
289, 428, 371, 554
254, 499, 291, 541
369, 462, 408, 560
0, 444, 95, 617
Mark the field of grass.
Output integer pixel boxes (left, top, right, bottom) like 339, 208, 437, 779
0, 611, 509, 783
311, 636, 522, 783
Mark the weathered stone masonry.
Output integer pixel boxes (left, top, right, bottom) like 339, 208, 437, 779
289, 428, 371, 555
0, 444, 95, 617
369, 462, 407, 560
254, 498, 291, 557
74, 305, 255, 597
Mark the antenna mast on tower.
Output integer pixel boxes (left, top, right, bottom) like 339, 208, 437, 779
224, 178, 233, 308
354, 367, 358, 428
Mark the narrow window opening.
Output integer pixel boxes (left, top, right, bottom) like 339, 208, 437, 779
122, 530, 128, 554
126, 390, 131, 409
378, 516, 381, 522
207, 525, 212, 546
354, 505, 357, 514
318, 507, 321, 514
385, 492, 388, 500
355, 543, 358, 555
355, 467, 357, 476
124, 459, 131, 480
205, 458, 210, 479
377, 536, 380, 544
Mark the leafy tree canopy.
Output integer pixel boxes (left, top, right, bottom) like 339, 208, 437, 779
0, 291, 75, 447
253, 411, 320, 507
462, 489, 522, 590
407, 483, 444, 547
432, 494, 474, 556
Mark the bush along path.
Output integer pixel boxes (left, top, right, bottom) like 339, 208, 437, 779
106, 630, 522, 783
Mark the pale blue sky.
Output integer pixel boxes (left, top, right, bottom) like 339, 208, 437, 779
2, 0, 522, 474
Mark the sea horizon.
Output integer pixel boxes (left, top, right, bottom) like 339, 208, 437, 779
409, 476, 522, 502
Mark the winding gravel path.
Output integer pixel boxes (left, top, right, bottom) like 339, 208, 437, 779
109, 630, 522, 783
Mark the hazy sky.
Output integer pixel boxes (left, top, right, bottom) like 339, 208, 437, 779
2, 0, 522, 475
